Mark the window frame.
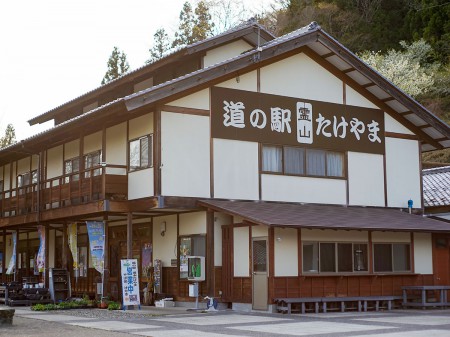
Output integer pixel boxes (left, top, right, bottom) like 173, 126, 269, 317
128, 134, 153, 172
302, 241, 369, 275
83, 150, 102, 178
261, 144, 345, 179
64, 157, 80, 183
373, 242, 411, 273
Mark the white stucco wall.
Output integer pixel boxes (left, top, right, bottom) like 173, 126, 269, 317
203, 39, 252, 68
17, 157, 30, 175
129, 113, 153, 140
128, 168, 154, 199
214, 212, 231, 267
83, 131, 102, 155
385, 113, 414, 135
274, 227, 298, 277
215, 71, 258, 91
106, 122, 127, 174
413, 232, 433, 274
260, 53, 343, 104
385, 138, 421, 208
168, 89, 210, 110
262, 174, 347, 204
4, 164, 10, 191
302, 229, 368, 242
234, 226, 249, 277
152, 215, 177, 267
348, 152, 385, 206
161, 112, 210, 197
372, 231, 410, 243
252, 225, 268, 238
179, 212, 206, 235
213, 139, 259, 200
64, 140, 79, 160
345, 85, 378, 109
46, 145, 63, 180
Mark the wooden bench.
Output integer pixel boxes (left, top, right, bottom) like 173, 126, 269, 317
274, 297, 322, 314
275, 296, 402, 314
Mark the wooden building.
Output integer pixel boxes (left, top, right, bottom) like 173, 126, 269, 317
1, 21, 450, 311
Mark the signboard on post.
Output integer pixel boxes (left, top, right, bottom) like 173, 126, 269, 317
121, 259, 141, 307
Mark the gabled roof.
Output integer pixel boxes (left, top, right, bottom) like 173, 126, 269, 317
423, 166, 450, 207
125, 22, 450, 152
199, 199, 450, 233
27, 20, 274, 126
4, 22, 450, 165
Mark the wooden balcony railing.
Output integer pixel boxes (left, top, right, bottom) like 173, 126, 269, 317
0, 165, 127, 218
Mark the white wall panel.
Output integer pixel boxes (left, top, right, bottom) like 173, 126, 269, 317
385, 138, 421, 208
252, 225, 268, 238
203, 40, 252, 68
372, 231, 410, 243
385, 113, 414, 135
302, 229, 368, 242
260, 53, 343, 104
4, 164, 10, 190
64, 140, 79, 160
413, 233, 433, 274
129, 113, 153, 140
161, 112, 210, 197
234, 226, 249, 277
345, 85, 378, 109
83, 131, 102, 154
152, 215, 177, 267
128, 168, 154, 199
275, 227, 298, 276
106, 122, 127, 174
213, 139, 259, 200
214, 213, 232, 267
47, 145, 63, 179
179, 212, 206, 235
17, 158, 30, 175
216, 71, 257, 91
348, 152, 385, 206
168, 89, 210, 110
262, 174, 346, 205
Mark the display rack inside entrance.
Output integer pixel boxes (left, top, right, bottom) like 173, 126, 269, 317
49, 268, 71, 303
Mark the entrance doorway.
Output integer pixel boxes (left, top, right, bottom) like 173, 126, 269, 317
252, 238, 268, 310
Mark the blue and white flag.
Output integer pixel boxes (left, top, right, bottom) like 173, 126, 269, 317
86, 221, 105, 274
6, 232, 17, 275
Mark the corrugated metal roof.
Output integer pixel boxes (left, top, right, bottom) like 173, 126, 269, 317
199, 199, 450, 232
423, 166, 450, 207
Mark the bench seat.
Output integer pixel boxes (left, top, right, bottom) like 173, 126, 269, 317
275, 295, 402, 314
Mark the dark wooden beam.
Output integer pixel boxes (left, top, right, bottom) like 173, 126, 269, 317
206, 210, 214, 296
127, 212, 132, 259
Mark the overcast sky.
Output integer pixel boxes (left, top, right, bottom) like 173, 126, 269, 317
0, 0, 278, 141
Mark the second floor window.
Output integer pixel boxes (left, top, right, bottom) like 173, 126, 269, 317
17, 170, 37, 188
129, 135, 152, 172
262, 145, 344, 178
84, 150, 102, 177
64, 157, 80, 183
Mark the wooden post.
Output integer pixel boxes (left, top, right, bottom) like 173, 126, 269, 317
2, 230, 6, 283
103, 217, 109, 299
62, 223, 68, 270
206, 210, 215, 296
45, 225, 49, 287
127, 213, 132, 259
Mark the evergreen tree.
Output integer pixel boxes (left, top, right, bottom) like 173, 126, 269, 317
147, 28, 171, 63
0, 124, 16, 148
101, 46, 130, 85
193, 1, 214, 42
172, 1, 214, 49
172, 2, 196, 48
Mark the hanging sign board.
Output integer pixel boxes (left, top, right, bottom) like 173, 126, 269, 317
121, 259, 141, 306
211, 86, 385, 154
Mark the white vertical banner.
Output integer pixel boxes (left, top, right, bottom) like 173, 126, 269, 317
6, 232, 17, 275
36, 225, 46, 272
121, 259, 140, 306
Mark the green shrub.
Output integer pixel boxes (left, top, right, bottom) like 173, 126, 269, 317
107, 301, 121, 310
